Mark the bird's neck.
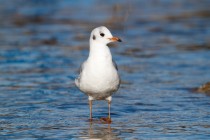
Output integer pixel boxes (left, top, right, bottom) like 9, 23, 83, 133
88, 41, 112, 61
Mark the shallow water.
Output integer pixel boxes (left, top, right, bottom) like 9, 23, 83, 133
0, 0, 210, 139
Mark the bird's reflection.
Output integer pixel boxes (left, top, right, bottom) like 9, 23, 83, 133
80, 120, 120, 140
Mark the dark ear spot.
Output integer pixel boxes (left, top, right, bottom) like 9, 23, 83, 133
93, 35, 96, 40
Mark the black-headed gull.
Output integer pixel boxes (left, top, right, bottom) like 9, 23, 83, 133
75, 26, 121, 123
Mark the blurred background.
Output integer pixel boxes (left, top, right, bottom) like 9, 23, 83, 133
0, 0, 210, 139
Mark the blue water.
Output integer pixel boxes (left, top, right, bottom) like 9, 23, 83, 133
0, 0, 210, 139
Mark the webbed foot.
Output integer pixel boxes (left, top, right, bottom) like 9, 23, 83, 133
100, 117, 112, 124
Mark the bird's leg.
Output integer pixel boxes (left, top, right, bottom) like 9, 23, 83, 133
88, 96, 94, 121
106, 100, 112, 123
89, 100, 93, 121
100, 96, 112, 123
108, 100, 111, 119
106, 96, 112, 121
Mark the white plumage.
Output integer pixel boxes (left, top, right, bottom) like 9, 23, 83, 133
75, 26, 121, 122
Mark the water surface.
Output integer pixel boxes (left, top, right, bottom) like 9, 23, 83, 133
0, 0, 210, 139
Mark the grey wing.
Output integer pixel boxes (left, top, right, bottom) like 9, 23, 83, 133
112, 59, 118, 71
75, 61, 86, 87
112, 59, 121, 90
79, 61, 86, 73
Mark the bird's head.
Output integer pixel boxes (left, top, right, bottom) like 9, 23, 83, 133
90, 26, 122, 45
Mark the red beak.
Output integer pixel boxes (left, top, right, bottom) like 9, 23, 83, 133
109, 37, 122, 42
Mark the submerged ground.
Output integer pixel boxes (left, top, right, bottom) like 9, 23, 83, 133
0, 0, 210, 139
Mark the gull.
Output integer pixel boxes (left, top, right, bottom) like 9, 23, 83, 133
75, 26, 121, 123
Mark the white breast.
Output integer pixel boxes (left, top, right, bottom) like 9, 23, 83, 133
77, 43, 120, 99
81, 60, 119, 92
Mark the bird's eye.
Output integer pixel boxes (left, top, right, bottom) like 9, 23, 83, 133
93, 35, 96, 40
100, 33, 105, 37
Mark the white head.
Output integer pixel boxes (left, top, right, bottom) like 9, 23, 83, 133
90, 26, 122, 45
